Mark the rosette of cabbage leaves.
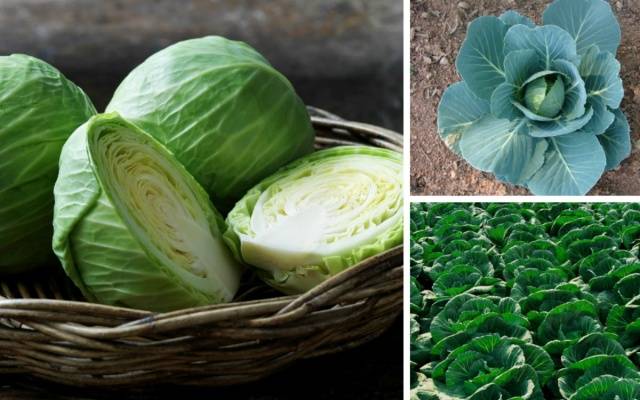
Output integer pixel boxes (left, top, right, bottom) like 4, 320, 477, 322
106, 36, 315, 211
431, 334, 551, 399
225, 146, 402, 294
558, 333, 639, 399
437, 0, 629, 195
52, 113, 241, 312
570, 376, 640, 400
0, 54, 96, 272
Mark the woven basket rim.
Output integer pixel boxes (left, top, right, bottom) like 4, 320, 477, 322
0, 245, 402, 328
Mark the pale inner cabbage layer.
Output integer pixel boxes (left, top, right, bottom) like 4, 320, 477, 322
93, 127, 239, 299
242, 154, 402, 270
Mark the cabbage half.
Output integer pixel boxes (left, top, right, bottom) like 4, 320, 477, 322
225, 146, 403, 294
106, 36, 315, 212
0, 54, 96, 272
52, 113, 241, 311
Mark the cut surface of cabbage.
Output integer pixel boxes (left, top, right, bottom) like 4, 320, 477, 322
225, 146, 402, 294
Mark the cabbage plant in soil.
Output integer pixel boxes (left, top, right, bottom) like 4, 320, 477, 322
225, 146, 403, 294
53, 113, 241, 312
107, 36, 315, 212
0, 54, 96, 272
411, 203, 640, 399
437, 0, 630, 196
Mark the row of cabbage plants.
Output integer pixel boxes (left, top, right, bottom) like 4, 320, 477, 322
411, 203, 640, 399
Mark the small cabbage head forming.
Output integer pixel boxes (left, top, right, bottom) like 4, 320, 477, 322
0, 54, 96, 272
437, 0, 629, 195
225, 146, 402, 294
52, 113, 241, 312
106, 36, 315, 212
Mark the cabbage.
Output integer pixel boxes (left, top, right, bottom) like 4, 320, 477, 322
437, 0, 629, 195
52, 113, 241, 311
106, 36, 315, 212
411, 203, 640, 399
225, 146, 402, 294
0, 54, 96, 272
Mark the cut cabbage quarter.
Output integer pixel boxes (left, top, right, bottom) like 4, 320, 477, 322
225, 146, 403, 294
53, 113, 241, 311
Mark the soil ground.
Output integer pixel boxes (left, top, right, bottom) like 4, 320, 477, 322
410, 0, 640, 195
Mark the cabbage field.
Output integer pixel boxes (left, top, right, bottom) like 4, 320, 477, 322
410, 203, 640, 399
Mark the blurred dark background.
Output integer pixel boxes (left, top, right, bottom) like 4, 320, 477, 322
0, 0, 403, 131
0, 1, 403, 398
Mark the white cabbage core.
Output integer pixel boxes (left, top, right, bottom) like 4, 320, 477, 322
241, 153, 402, 270
94, 127, 239, 300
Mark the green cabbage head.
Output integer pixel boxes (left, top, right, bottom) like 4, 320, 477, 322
225, 146, 402, 294
437, 0, 629, 195
0, 54, 96, 272
52, 113, 241, 312
106, 36, 315, 212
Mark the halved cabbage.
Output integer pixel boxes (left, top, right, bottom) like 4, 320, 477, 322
106, 36, 315, 212
225, 146, 403, 294
0, 54, 96, 272
53, 113, 241, 311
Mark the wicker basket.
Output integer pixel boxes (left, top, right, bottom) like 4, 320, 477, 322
0, 108, 403, 388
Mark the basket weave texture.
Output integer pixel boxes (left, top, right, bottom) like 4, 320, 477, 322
0, 108, 403, 388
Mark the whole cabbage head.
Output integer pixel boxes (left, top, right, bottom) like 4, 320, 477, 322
0, 54, 96, 272
106, 36, 315, 212
437, 0, 629, 195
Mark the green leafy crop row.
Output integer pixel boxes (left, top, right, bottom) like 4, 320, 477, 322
411, 203, 640, 399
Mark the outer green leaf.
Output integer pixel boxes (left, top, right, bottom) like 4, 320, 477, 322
527, 107, 594, 137
505, 49, 544, 87
543, 0, 621, 56
433, 265, 483, 297
504, 25, 579, 69
558, 355, 639, 399
552, 59, 587, 120
513, 101, 557, 123
106, 36, 315, 211
570, 376, 640, 400
598, 108, 631, 170
455, 16, 508, 99
460, 117, 547, 185
224, 146, 402, 294
52, 113, 242, 312
526, 132, 605, 195
581, 96, 615, 136
411, 276, 425, 313
491, 82, 520, 120
499, 10, 536, 29
615, 272, 640, 301
580, 45, 624, 110
561, 332, 626, 367
0, 54, 96, 272
520, 342, 555, 385
437, 81, 490, 155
